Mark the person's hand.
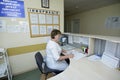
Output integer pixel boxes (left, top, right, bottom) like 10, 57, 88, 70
62, 49, 67, 53
67, 54, 74, 58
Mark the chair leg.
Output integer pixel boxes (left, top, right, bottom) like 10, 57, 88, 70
45, 73, 48, 80
40, 73, 49, 80
40, 74, 46, 80
46, 73, 55, 79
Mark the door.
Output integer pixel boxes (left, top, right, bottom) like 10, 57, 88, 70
71, 19, 80, 33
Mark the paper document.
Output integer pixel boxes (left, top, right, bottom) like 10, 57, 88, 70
67, 50, 86, 60
101, 52, 119, 69
53, 15, 59, 24
88, 55, 101, 61
39, 14, 46, 24
46, 15, 52, 24
30, 13, 38, 24
47, 26, 53, 34
0, 20, 6, 32
31, 25, 39, 34
68, 36, 73, 44
53, 26, 59, 30
40, 26, 46, 34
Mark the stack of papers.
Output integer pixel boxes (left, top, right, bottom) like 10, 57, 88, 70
67, 50, 86, 60
101, 52, 119, 69
88, 55, 101, 61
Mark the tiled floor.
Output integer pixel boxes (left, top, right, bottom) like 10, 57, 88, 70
13, 69, 41, 80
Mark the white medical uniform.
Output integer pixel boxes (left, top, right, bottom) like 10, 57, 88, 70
46, 40, 68, 71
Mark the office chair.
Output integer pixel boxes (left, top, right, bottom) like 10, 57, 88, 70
35, 52, 63, 80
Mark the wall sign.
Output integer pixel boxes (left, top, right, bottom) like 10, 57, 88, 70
41, 0, 49, 8
105, 16, 120, 28
0, 0, 25, 18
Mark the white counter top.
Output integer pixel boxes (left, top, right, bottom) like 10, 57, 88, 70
47, 57, 120, 80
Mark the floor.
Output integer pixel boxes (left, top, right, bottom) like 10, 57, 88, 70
13, 69, 41, 80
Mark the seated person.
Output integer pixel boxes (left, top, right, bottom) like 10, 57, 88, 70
46, 29, 74, 71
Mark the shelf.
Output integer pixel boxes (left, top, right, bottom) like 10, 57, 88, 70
0, 62, 7, 78
0, 48, 12, 80
0, 71, 7, 79
63, 33, 120, 43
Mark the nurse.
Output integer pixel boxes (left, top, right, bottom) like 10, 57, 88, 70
46, 29, 74, 71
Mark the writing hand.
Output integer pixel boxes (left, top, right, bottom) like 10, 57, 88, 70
68, 54, 74, 58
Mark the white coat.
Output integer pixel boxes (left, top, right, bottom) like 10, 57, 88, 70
46, 40, 68, 71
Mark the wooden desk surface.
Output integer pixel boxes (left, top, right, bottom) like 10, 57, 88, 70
47, 57, 120, 80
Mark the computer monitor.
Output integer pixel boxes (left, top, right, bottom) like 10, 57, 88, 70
59, 35, 68, 46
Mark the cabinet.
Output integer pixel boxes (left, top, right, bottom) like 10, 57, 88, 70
0, 48, 12, 80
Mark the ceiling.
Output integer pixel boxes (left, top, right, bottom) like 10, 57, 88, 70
64, 0, 120, 16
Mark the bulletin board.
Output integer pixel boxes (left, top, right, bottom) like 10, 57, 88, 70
28, 8, 60, 37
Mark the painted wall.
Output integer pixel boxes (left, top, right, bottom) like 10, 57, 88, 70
0, 0, 64, 75
65, 3, 120, 37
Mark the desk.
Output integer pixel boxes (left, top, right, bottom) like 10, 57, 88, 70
47, 57, 120, 80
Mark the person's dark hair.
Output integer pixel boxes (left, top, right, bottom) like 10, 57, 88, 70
51, 29, 61, 39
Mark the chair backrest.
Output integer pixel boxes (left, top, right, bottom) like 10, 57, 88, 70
35, 52, 44, 73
